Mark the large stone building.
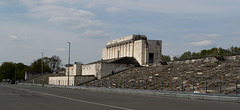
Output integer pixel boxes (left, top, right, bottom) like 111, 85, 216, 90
49, 35, 162, 85
102, 35, 162, 66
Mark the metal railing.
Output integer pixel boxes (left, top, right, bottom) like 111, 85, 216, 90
26, 79, 240, 95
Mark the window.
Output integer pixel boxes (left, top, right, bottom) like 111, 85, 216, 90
149, 53, 154, 63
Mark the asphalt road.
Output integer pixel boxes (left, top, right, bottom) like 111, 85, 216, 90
0, 84, 240, 110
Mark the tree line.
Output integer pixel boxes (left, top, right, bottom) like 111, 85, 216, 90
162, 46, 240, 62
0, 55, 62, 81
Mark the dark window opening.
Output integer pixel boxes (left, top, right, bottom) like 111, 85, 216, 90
149, 53, 154, 63
118, 51, 120, 58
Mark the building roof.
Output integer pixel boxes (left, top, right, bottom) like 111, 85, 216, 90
88, 57, 140, 66
106, 35, 147, 47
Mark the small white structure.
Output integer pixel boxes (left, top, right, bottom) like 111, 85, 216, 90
65, 63, 82, 76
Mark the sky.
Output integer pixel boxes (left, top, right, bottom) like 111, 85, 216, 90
0, 0, 240, 66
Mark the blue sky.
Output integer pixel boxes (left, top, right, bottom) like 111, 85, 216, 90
0, 0, 240, 65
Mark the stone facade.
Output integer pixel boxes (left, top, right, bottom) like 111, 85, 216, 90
49, 76, 95, 86
82, 57, 139, 79
102, 35, 162, 66
65, 63, 82, 76
49, 35, 161, 85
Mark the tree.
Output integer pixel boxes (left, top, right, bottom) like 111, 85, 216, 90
30, 58, 51, 73
49, 55, 62, 72
162, 55, 171, 62
0, 62, 29, 81
180, 51, 192, 60
0, 62, 15, 80
16, 63, 30, 80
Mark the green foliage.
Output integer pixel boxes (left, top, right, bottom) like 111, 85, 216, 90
162, 55, 171, 62
30, 58, 52, 73
49, 55, 62, 72
0, 55, 62, 81
30, 55, 62, 73
163, 46, 240, 61
0, 62, 30, 80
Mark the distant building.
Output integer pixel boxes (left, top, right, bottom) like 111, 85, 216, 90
49, 35, 162, 85
102, 35, 162, 66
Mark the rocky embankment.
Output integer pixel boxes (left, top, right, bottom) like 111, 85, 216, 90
25, 73, 65, 84
84, 56, 240, 95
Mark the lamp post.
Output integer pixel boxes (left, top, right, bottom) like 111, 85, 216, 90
68, 42, 71, 86
15, 63, 16, 84
41, 52, 43, 75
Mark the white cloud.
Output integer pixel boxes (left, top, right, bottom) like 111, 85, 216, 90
9, 35, 18, 41
182, 33, 222, 40
82, 0, 240, 14
189, 40, 214, 46
106, 7, 124, 13
163, 42, 173, 46
81, 30, 110, 39
233, 31, 240, 36
55, 48, 65, 52
85, 2, 96, 9
232, 31, 240, 40
24, 3, 108, 38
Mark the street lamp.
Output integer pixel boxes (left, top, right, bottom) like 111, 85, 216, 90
67, 42, 71, 86
15, 63, 16, 84
41, 52, 44, 75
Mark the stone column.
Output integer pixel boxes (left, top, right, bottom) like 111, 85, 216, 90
123, 44, 125, 57
106, 48, 108, 59
124, 44, 127, 57
111, 47, 113, 59
122, 44, 124, 57
108, 48, 110, 59
113, 46, 116, 58
128, 42, 131, 57
132, 41, 134, 57
115, 46, 117, 58
126, 43, 129, 57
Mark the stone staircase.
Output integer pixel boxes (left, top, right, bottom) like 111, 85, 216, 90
84, 56, 240, 94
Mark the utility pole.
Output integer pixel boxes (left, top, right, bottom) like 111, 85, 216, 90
41, 52, 44, 75
15, 63, 16, 84
68, 42, 71, 86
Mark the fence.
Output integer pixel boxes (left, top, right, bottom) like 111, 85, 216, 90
28, 79, 240, 95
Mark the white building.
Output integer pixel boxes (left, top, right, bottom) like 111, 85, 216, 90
102, 35, 162, 66
49, 35, 162, 85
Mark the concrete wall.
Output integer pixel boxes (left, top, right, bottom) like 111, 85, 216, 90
25, 72, 47, 80
134, 40, 145, 65
75, 64, 82, 75
49, 76, 75, 86
147, 40, 162, 63
49, 76, 95, 86
81, 63, 135, 79
99, 63, 135, 79
82, 63, 100, 76
65, 64, 82, 76
102, 48, 107, 60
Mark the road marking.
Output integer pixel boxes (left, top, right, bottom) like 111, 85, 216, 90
4, 85, 134, 110
0, 93, 19, 95
0, 93, 47, 96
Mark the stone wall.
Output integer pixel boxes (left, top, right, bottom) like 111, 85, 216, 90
84, 55, 240, 94
65, 64, 82, 76
49, 76, 95, 86
82, 62, 135, 79
25, 72, 48, 80
82, 63, 99, 76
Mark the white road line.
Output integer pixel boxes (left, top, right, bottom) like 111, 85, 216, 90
3, 85, 134, 110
